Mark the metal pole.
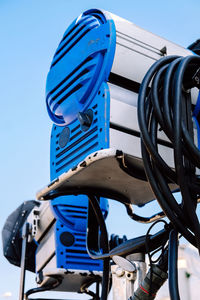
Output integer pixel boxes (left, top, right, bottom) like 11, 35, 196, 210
19, 223, 30, 300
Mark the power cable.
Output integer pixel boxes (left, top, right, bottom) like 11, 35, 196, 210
138, 55, 200, 251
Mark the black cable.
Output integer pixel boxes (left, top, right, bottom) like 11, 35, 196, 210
96, 281, 100, 300
149, 106, 190, 226
145, 220, 168, 296
138, 55, 179, 182
80, 278, 102, 299
137, 54, 200, 251
125, 187, 181, 224
173, 56, 200, 251
86, 195, 171, 300
124, 203, 166, 223
141, 141, 196, 245
163, 57, 183, 140
168, 229, 180, 300
87, 195, 110, 300
151, 64, 169, 132
24, 277, 62, 300
139, 80, 193, 238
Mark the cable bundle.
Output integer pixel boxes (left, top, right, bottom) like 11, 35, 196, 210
138, 55, 200, 252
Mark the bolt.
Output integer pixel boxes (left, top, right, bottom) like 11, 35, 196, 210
115, 267, 125, 277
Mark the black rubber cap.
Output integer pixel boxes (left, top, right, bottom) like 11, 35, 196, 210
60, 231, 75, 247
58, 127, 70, 148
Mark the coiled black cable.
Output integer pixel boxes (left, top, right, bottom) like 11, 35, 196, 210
138, 55, 200, 252
87, 195, 110, 300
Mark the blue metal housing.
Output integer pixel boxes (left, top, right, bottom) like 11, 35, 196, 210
51, 195, 109, 271
46, 9, 116, 126
50, 82, 110, 179
47, 8, 116, 178
46, 9, 114, 273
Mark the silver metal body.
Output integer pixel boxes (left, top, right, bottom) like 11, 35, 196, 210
111, 254, 146, 300
108, 12, 198, 169
110, 12, 193, 82
27, 201, 102, 292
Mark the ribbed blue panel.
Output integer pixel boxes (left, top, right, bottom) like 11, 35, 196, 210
50, 82, 110, 180
56, 222, 102, 271
51, 15, 100, 68
52, 196, 89, 232
46, 9, 116, 126
52, 195, 109, 229
47, 53, 103, 118
52, 196, 108, 271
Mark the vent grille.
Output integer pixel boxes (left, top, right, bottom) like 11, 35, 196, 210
55, 203, 103, 270
46, 9, 115, 126
63, 230, 101, 269
51, 15, 100, 68
50, 84, 109, 181
47, 14, 104, 123
54, 105, 99, 175
56, 203, 88, 228
47, 54, 102, 120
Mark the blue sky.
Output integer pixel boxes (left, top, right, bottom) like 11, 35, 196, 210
1, 0, 200, 299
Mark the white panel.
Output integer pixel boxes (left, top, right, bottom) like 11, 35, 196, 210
110, 98, 139, 131
112, 43, 156, 83
110, 128, 141, 158
110, 128, 174, 168
36, 225, 56, 272
108, 12, 193, 84
109, 83, 138, 107
110, 96, 171, 143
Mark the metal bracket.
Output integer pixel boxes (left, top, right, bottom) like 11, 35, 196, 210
111, 254, 146, 300
111, 256, 137, 300
28, 207, 40, 242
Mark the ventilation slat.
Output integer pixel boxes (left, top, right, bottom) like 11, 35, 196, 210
71, 124, 81, 133
53, 77, 91, 109
56, 141, 98, 173
56, 126, 98, 158
58, 204, 87, 210
52, 24, 99, 67
47, 56, 93, 100
64, 209, 87, 214
56, 134, 98, 166
59, 15, 91, 46
66, 249, 87, 254
55, 129, 82, 148
76, 238, 85, 242
51, 82, 85, 112
55, 19, 97, 58
66, 255, 90, 260
69, 130, 82, 142
48, 63, 96, 107
69, 215, 87, 219
49, 68, 91, 107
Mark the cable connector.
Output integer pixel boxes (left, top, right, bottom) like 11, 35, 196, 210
184, 66, 200, 89
192, 67, 200, 88
28, 207, 40, 242
129, 264, 168, 300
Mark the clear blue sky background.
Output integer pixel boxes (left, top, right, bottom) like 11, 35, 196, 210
0, 0, 200, 299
